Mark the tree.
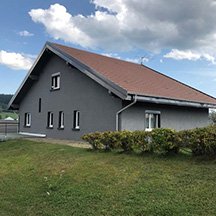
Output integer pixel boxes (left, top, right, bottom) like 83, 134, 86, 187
209, 111, 216, 124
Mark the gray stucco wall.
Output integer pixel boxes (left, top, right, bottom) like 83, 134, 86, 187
120, 102, 209, 131
19, 54, 122, 140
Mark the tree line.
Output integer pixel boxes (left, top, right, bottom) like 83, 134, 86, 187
0, 94, 13, 111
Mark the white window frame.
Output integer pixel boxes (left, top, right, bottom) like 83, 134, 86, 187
145, 110, 161, 131
59, 111, 64, 129
48, 112, 54, 128
25, 113, 31, 127
51, 72, 60, 90
74, 110, 80, 129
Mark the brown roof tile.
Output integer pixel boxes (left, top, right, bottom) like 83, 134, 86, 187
52, 43, 216, 105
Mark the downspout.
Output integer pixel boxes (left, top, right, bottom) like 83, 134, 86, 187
116, 95, 137, 131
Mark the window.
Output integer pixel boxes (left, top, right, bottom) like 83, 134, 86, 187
24, 113, 31, 127
58, 111, 64, 129
47, 112, 54, 128
51, 73, 60, 90
73, 110, 80, 130
39, 98, 41, 113
145, 111, 161, 131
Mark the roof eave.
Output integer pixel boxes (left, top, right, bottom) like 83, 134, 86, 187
8, 43, 48, 110
127, 94, 216, 108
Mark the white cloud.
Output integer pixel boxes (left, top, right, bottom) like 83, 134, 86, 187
164, 49, 216, 64
0, 50, 35, 70
28, 1, 216, 66
102, 52, 141, 63
164, 49, 201, 61
202, 53, 216, 64
102, 52, 121, 59
29, 4, 94, 48
18, 30, 34, 37
125, 57, 140, 64
28, 1, 216, 53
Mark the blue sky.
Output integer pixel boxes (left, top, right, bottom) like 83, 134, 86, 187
1, 0, 216, 98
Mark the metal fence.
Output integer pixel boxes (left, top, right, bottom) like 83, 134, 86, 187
0, 121, 19, 138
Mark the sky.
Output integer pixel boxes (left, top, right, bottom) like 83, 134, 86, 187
1, 0, 216, 98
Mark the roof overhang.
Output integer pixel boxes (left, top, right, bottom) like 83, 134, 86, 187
8, 43, 49, 110
126, 94, 216, 108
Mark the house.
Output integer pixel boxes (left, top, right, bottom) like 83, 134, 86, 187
8, 42, 216, 140
4, 117, 14, 121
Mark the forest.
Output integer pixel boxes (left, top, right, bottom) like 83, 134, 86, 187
0, 94, 13, 110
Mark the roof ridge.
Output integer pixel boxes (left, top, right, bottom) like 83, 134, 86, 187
50, 42, 143, 66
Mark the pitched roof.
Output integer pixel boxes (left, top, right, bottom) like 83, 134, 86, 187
52, 43, 216, 106
8, 42, 216, 109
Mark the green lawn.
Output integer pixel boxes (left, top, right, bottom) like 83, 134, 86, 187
0, 140, 216, 216
0, 112, 18, 120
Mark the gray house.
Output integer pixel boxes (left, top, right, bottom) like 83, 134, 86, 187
8, 42, 216, 140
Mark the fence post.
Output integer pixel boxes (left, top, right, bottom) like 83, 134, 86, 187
5, 123, 7, 137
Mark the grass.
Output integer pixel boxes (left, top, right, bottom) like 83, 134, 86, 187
0, 140, 216, 216
0, 112, 18, 120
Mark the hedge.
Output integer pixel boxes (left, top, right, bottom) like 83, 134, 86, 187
151, 128, 180, 154
82, 125, 216, 157
82, 128, 179, 155
178, 125, 216, 156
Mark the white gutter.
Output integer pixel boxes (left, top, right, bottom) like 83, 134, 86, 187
135, 95, 216, 108
116, 95, 137, 131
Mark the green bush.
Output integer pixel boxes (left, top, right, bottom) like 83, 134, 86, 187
82, 132, 104, 150
82, 126, 216, 157
187, 125, 216, 156
100, 131, 121, 151
177, 125, 216, 157
118, 130, 134, 152
82, 129, 180, 154
209, 111, 216, 124
82, 131, 122, 151
82, 131, 136, 152
151, 128, 179, 154
176, 129, 193, 148
132, 130, 152, 153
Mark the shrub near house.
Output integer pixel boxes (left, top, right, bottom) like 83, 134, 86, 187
209, 111, 216, 124
82, 128, 179, 154
82, 125, 216, 157
179, 125, 216, 156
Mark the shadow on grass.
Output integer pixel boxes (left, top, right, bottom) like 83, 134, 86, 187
86, 147, 216, 164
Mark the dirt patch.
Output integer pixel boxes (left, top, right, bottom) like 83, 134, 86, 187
24, 137, 91, 149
